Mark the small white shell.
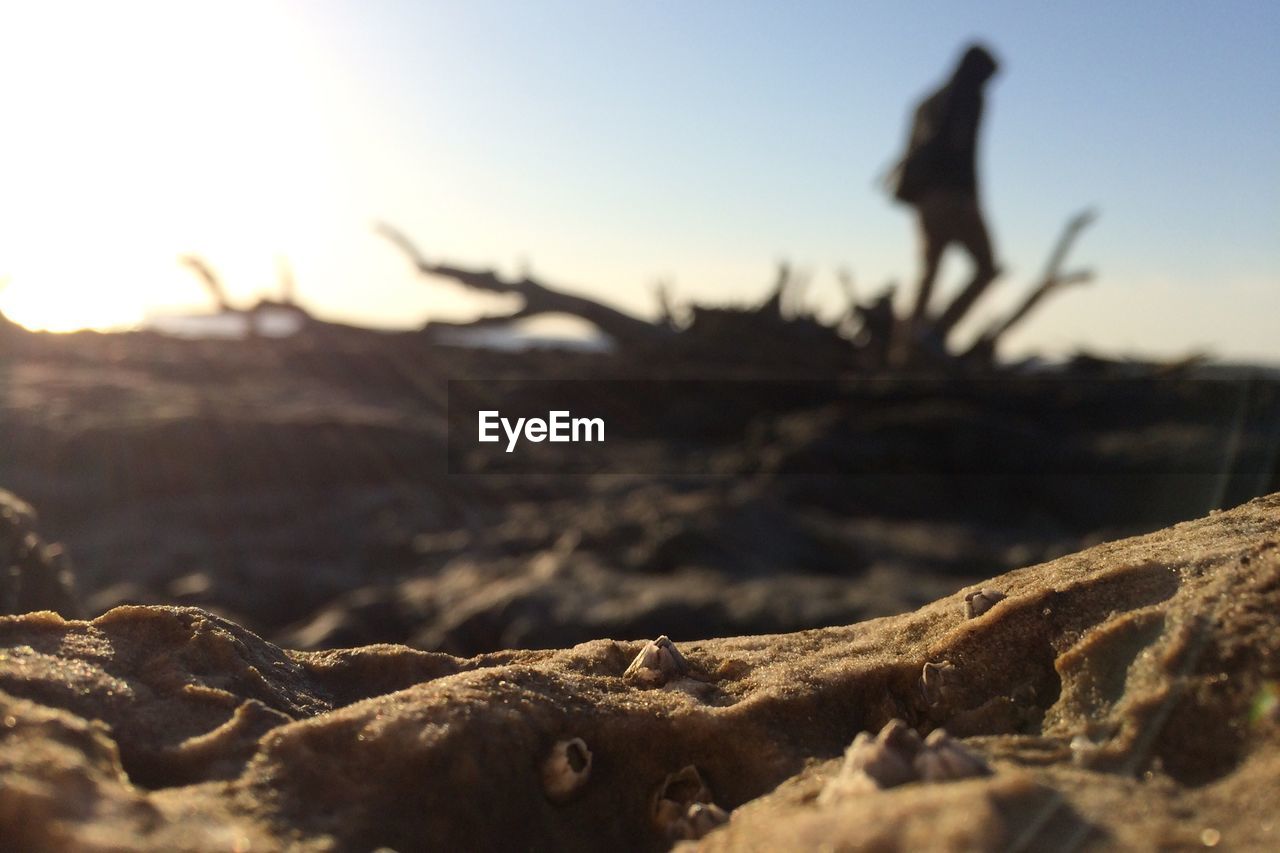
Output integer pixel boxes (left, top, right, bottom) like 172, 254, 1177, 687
677, 802, 730, 840
849, 729, 914, 786
542, 737, 592, 801
624, 635, 690, 687
819, 733, 890, 801
913, 729, 990, 781
877, 718, 923, 756
822, 722, 987, 799
1069, 734, 1101, 767
919, 661, 960, 710
819, 719, 922, 802
963, 588, 1007, 619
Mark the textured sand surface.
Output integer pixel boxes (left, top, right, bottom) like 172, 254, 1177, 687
2, 494, 1279, 851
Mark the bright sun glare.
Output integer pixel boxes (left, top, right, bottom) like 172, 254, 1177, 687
0, 2, 330, 332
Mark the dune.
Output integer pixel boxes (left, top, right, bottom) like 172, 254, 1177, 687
2, 493, 1278, 851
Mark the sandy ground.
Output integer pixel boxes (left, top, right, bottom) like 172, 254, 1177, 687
1, 493, 1278, 851
2, 328, 1279, 850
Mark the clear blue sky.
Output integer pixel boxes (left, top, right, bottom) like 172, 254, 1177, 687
0, 1, 1276, 360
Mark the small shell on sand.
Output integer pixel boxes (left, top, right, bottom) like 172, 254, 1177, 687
541, 738, 592, 802
653, 765, 727, 840
679, 802, 730, 840
913, 729, 990, 781
821, 720, 988, 802
877, 718, 924, 755
820, 719, 921, 802
963, 588, 1007, 619
624, 635, 689, 687
919, 660, 960, 710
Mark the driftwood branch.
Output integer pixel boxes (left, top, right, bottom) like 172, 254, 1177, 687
654, 279, 678, 330
179, 256, 232, 313
419, 309, 540, 332
975, 209, 1098, 356
374, 222, 665, 347
178, 255, 314, 339
849, 283, 897, 368
989, 270, 1092, 342
760, 262, 813, 320
836, 268, 857, 311
277, 258, 297, 306
758, 262, 789, 320
786, 268, 812, 319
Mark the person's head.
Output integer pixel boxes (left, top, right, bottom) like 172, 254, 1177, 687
954, 43, 999, 86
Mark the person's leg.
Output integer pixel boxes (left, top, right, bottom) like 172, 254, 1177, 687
888, 196, 955, 367
933, 201, 999, 341
889, 204, 949, 367
910, 203, 948, 325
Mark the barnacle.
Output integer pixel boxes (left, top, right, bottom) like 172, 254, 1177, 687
919, 660, 960, 710
819, 718, 921, 802
913, 729, 990, 781
963, 587, 1006, 618
821, 719, 989, 801
541, 737, 592, 802
624, 635, 690, 687
877, 718, 923, 755
652, 765, 727, 840
675, 802, 730, 840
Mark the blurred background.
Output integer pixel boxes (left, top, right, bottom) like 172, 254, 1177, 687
0, 1, 1276, 360
1, 1, 1277, 655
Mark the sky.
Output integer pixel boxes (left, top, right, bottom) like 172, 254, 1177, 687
0, 1, 1276, 361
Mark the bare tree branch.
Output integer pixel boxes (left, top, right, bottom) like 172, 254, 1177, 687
374, 221, 665, 347
758, 262, 789, 320
277, 258, 297, 306
975, 209, 1098, 357
836, 268, 857, 310
179, 256, 232, 313
654, 278, 678, 330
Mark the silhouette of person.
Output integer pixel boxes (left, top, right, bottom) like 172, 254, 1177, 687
887, 43, 1001, 350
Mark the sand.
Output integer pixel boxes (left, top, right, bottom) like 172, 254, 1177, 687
2, 492, 1278, 851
